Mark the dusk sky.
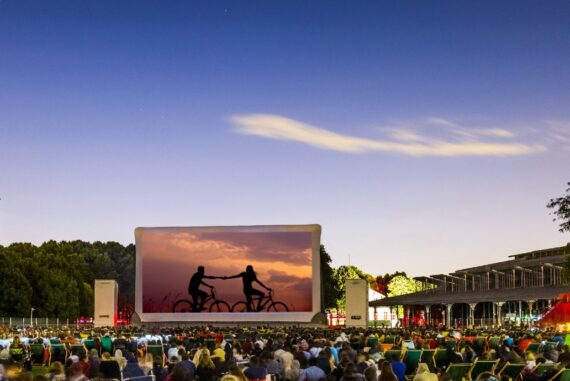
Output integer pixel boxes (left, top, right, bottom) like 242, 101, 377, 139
1, 1, 569, 277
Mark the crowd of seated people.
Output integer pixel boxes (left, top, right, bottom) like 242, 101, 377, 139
0, 325, 569, 381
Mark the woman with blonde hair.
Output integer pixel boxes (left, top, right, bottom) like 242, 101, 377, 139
412, 363, 437, 381
197, 351, 216, 381
140, 352, 154, 375
47, 361, 66, 381
114, 349, 127, 370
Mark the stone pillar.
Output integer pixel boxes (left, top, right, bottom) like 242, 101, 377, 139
527, 300, 535, 325
425, 305, 431, 327
519, 300, 523, 326
469, 303, 477, 328
446, 304, 453, 328
496, 302, 504, 327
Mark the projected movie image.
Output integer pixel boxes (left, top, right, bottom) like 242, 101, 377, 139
140, 228, 313, 313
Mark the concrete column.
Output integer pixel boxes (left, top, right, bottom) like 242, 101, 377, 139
469, 303, 477, 327
496, 302, 504, 327
446, 304, 453, 328
425, 305, 431, 327
519, 300, 523, 326
527, 300, 535, 325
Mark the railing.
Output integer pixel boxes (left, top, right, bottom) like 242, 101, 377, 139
0, 317, 94, 329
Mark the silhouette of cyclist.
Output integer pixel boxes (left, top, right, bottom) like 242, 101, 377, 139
188, 266, 219, 311
225, 265, 272, 311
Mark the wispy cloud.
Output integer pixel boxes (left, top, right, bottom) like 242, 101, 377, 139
230, 114, 545, 157
544, 120, 570, 150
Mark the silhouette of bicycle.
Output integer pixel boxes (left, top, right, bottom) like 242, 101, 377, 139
172, 287, 231, 312
231, 289, 289, 312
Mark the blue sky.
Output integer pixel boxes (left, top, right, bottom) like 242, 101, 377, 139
1, 0, 569, 277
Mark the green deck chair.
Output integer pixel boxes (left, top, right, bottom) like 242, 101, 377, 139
549, 369, 570, 381
446, 363, 473, 381
421, 349, 436, 367
488, 337, 501, 348
446, 341, 458, 350
498, 363, 526, 381
384, 336, 395, 344
404, 350, 422, 375
434, 348, 451, 370
533, 363, 558, 378
385, 349, 403, 362
29, 344, 47, 365
146, 345, 165, 365
70, 344, 86, 357
83, 339, 95, 351
49, 344, 68, 364
468, 360, 498, 381
526, 343, 541, 354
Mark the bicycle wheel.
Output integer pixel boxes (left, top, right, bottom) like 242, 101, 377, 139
172, 299, 194, 313
232, 301, 249, 312
267, 302, 288, 312
209, 301, 231, 312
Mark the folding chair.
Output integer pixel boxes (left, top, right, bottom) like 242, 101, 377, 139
533, 364, 558, 378
433, 348, 451, 370
29, 344, 47, 365
488, 337, 501, 348
526, 343, 541, 354
420, 349, 436, 368
446, 363, 473, 381
49, 344, 68, 364
549, 369, 570, 381
385, 349, 402, 362
497, 363, 526, 381
146, 345, 165, 366
468, 360, 498, 381
404, 350, 422, 375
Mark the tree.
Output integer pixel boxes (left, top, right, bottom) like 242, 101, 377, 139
334, 265, 371, 311
548, 182, 570, 233
387, 274, 421, 297
372, 271, 408, 296
0, 252, 33, 316
320, 245, 340, 311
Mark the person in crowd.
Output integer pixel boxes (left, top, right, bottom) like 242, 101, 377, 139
299, 357, 327, 381
115, 349, 127, 370
153, 355, 168, 381
341, 362, 364, 381
378, 361, 398, 381
68, 362, 88, 381
558, 345, 570, 367
175, 349, 196, 380
99, 351, 122, 380
243, 355, 268, 381
412, 363, 437, 381
196, 351, 217, 381
123, 351, 145, 379
140, 352, 154, 375
229, 365, 249, 381
363, 366, 378, 381
385, 351, 406, 381
88, 349, 100, 378
47, 362, 65, 381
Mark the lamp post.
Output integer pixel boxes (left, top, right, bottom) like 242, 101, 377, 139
30, 308, 35, 327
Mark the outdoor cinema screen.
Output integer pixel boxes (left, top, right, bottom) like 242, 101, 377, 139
135, 225, 321, 323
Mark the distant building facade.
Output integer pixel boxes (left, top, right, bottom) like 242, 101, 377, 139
369, 244, 570, 328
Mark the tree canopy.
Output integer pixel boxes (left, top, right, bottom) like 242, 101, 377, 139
548, 182, 570, 233
0, 241, 135, 319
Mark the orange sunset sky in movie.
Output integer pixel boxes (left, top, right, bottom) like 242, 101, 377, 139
140, 229, 313, 312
